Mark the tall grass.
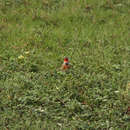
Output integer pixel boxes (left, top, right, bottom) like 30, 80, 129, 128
0, 0, 129, 129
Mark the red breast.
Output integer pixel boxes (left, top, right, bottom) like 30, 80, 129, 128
64, 57, 69, 62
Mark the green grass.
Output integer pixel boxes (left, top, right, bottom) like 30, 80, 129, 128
0, 0, 130, 129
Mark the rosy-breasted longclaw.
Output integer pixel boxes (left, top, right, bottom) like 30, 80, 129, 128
61, 57, 70, 70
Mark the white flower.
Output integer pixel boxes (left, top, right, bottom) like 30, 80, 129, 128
25, 51, 30, 54
18, 55, 24, 59
115, 91, 119, 93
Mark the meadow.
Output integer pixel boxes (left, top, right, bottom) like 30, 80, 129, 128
0, 0, 129, 129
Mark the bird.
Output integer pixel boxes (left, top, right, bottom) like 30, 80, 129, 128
61, 57, 70, 70
126, 106, 130, 115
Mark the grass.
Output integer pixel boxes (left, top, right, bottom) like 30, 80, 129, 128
0, 0, 130, 129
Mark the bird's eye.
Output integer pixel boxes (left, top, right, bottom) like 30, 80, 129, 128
65, 62, 69, 65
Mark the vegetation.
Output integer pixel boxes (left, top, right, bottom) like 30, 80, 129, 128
0, 0, 129, 129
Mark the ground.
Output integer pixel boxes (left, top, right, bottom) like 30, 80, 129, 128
0, 0, 129, 129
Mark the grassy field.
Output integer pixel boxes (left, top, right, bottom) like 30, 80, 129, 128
0, 0, 130, 129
